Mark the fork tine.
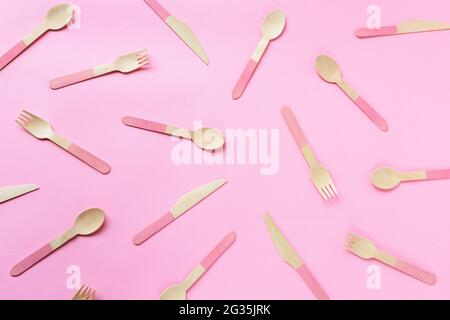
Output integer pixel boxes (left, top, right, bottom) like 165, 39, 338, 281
75, 284, 85, 297
18, 115, 31, 124
138, 56, 149, 63
21, 110, 37, 119
321, 185, 331, 199
88, 290, 95, 300
15, 120, 25, 128
329, 180, 338, 195
139, 59, 150, 66
315, 185, 328, 200
325, 184, 335, 198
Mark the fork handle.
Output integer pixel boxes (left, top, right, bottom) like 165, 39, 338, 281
66, 144, 111, 174
296, 265, 329, 300
0, 41, 27, 71
281, 106, 308, 147
49, 69, 96, 89
393, 259, 437, 285
426, 169, 450, 180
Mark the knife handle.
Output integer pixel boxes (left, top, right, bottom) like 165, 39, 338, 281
393, 259, 436, 285
353, 97, 389, 132
10, 244, 54, 276
426, 169, 450, 180
232, 59, 258, 99
66, 143, 111, 174
49, 69, 96, 89
355, 26, 398, 38
200, 232, 236, 270
296, 265, 329, 300
133, 212, 175, 245
143, 0, 170, 20
0, 41, 27, 71
122, 116, 168, 134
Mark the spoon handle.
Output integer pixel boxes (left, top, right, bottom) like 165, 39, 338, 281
200, 232, 236, 270
232, 59, 258, 99
426, 169, 450, 180
10, 244, 54, 276
49, 69, 96, 89
355, 26, 398, 38
0, 41, 27, 71
122, 116, 168, 134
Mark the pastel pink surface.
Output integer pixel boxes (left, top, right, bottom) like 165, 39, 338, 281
10, 244, 53, 277
232, 59, 258, 99
133, 212, 175, 245
281, 106, 308, 147
49, 69, 96, 90
394, 259, 437, 285
355, 26, 398, 38
353, 96, 389, 131
0, 41, 27, 70
1, 0, 450, 300
143, 0, 170, 20
296, 265, 329, 300
67, 144, 111, 174
426, 169, 450, 180
200, 232, 236, 270
122, 116, 168, 134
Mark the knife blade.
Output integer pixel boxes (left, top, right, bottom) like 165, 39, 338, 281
133, 178, 226, 245
143, 0, 209, 64
397, 20, 450, 34
0, 184, 39, 204
264, 213, 302, 269
264, 212, 329, 300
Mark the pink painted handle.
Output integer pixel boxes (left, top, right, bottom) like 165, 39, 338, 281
201, 232, 236, 270
394, 259, 437, 285
143, 0, 170, 20
354, 97, 389, 131
49, 69, 96, 90
232, 59, 258, 99
296, 265, 329, 300
133, 212, 175, 245
426, 169, 450, 180
67, 144, 111, 174
122, 116, 167, 134
281, 106, 308, 147
0, 41, 27, 71
10, 244, 53, 277
355, 26, 398, 38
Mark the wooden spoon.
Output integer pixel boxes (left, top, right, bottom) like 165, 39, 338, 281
372, 167, 450, 190
10, 208, 105, 276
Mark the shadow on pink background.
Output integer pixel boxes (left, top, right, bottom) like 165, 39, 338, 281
0, 0, 449, 299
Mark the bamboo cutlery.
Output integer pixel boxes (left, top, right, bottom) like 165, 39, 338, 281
143, 0, 208, 64
11, 208, 105, 276
133, 179, 226, 245
72, 284, 96, 300
281, 107, 337, 200
265, 213, 329, 299
346, 233, 436, 285
122, 116, 225, 151
16, 110, 111, 174
232, 10, 286, 99
0, 4, 74, 71
316, 55, 388, 132
356, 20, 450, 38
0, 185, 39, 204
160, 232, 236, 300
49, 50, 150, 89
372, 166, 450, 190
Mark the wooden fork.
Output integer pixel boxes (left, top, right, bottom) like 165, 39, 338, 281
49, 50, 150, 89
281, 106, 337, 200
345, 233, 436, 285
72, 284, 95, 300
16, 110, 111, 174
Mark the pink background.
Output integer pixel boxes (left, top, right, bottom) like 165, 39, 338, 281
1, 0, 450, 300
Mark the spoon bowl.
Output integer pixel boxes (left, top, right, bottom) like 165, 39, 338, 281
371, 167, 401, 190
193, 128, 225, 151
74, 208, 105, 236
44, 4, 74, 30
261, 10, 286, 40
159, 284, 187, 300
315, 55, 342, 83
